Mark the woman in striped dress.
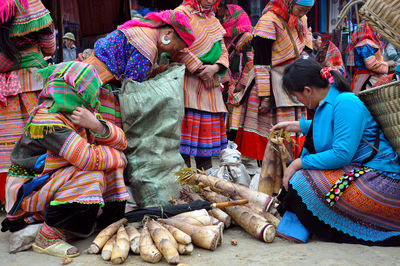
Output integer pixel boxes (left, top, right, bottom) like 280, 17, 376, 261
235, 0, 314, 161
0, 0, 56, 200
2, 62, 129, 258
176, 0, 230, 170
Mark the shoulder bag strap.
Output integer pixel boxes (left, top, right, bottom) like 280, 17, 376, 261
278, 17, 300, 59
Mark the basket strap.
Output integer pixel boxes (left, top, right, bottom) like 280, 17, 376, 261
361, 127, 380, 164
362, 135, 398, 165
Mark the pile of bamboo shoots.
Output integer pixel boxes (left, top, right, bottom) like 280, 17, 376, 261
88, 210, 226, 264
176, 169, 281, 243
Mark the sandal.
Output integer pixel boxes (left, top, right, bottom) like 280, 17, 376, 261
32, 240, 80, 258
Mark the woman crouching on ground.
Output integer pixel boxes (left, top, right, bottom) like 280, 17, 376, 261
273, 58, 400, 245
1, 62, 129, 257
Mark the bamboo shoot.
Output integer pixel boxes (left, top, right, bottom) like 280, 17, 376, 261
163, 224, 192, 245
177, 243, 194, 255
177, 169, 274, 211
101, 235, 116, 261
111, 225, 130, 264
209, 208, 232, 228
148, 220, 180, 264
160, 219, 218, 250
88, 218, 127, 254
139, 225, 162, 263
125, 224, 141, 254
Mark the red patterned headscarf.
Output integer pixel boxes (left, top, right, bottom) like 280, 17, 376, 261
346, 21, 385, 53
222, 4, 252, 38
262, 0, 314, 41
182, 0, 221, 17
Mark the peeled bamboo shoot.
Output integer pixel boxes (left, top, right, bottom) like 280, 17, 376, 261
88, 218, 127, 254
174, 209, 209, 218
125, 224, 141, 254
139, 225, 162, 263
101, 235, 116, 261
246, 202, 281, 228
160, 218, 218, 250
148, 220, 179, 264
111, 225, 130, 264
170, 216, 213, 227
163, 224, 192, 245
177, 243, 194, 255
209, 208, 232, 228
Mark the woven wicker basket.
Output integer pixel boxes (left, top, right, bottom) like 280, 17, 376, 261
359, 81, 400, 157
359, 0, 400, 50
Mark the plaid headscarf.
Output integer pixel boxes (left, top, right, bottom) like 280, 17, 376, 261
222, 4, 252, 38
25, 62, 103, 138
183, 0, 221, 17
318, 41, 344, 68
118, 9, 195, 47
262, 0, 314, 41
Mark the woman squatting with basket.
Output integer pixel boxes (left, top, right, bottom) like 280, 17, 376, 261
273, 58, 400, 246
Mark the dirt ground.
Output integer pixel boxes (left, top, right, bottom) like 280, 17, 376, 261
1, 216, 399, 266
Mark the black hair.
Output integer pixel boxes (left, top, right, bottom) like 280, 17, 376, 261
282, 58, 351, 93
0, 16, 20, 65
312, 32, 322, 40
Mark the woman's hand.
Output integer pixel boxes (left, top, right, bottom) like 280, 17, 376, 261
271, 121, 302, 133
283, 158, 303, 190
71, 106, 105, 135
258, 97, 270, 114
387, 60, 398, 68
197, 64, 220, 89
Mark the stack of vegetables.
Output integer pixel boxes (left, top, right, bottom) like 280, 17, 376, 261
88, 209, 225, 264
176, 169, 281, 243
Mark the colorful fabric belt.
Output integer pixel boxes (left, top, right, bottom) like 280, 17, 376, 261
325, 166, 374, 206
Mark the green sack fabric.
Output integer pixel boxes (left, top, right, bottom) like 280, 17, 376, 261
119, 65, 185, 207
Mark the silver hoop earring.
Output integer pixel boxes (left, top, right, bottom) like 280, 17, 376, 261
161, 35, 171, 45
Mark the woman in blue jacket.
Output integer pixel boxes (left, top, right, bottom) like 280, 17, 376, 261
273, 58, 400, 245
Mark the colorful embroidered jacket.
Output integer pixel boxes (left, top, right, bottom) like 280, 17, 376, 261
175, 4, 229, 113
10, 109, 127, 178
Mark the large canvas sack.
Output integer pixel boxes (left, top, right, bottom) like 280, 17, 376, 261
119, 65, 185, 207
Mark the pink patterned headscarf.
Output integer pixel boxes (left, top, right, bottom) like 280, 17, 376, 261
222, 4, 252, 38
118, 9, 195, 47
0, 0, 28, 23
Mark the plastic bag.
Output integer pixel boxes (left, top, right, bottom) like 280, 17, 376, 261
211, 141, 251, 186
119, 66, 185, 207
